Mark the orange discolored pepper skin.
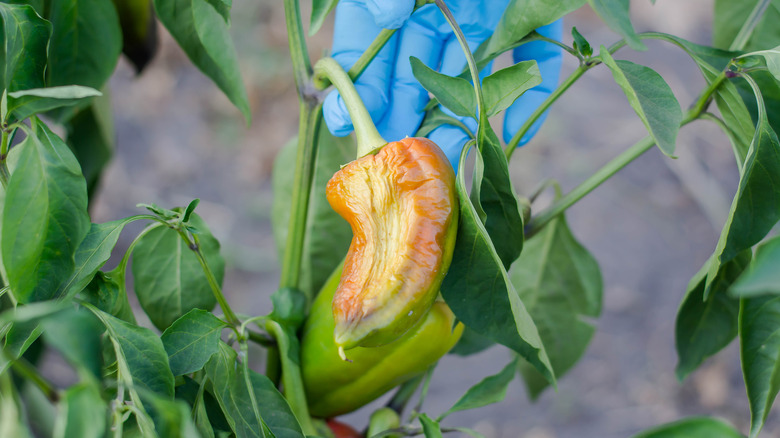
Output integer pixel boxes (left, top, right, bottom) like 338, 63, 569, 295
326, 137, 458, 350
301, 263, 463, 418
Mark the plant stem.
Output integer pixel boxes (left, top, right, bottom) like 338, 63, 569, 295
347, 29, 396, 82
738, 71, 767, 123
525, 71, 727, 236
387, 375, 423, 415
313, 58, 386, 157
279, 103, 322, 296
0, 128, 10, 188
116, 221, 164, 274
345, 0, 431, 83
265, 320, 316, 435
189, 232, 240, 328
246, 329, 275, 347
434, 0, 486, 136
10, 357, 58, 403
505, 65, 587, 158
283, 0, 313, 93
526, 134, 656, 237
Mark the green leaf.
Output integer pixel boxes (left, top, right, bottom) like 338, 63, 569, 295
182, 199, 200, 223
419, 414, 443, 438
731, 236, 780, 296
141, 391, 202, 438
630, 416, 745, 438
714, 0, 780, 51
78, 271, 136, 323
52, 382, 107, 438
411, 56, 475, 118
449, 326, 494, 356
205, 0, 231, 23
161, 309, 226, 376
675, 251, 751, 381
742, 45, 780, 82
247, 368, 304, 438
442, 143, 554, 384
712, 76, 754, 168
0, 300, 70, 325
441, 358, 518, 419
471, 126, 526, 270
271, 130, 354, 297
193, 381, 217, 438
65, 89, 115, 197
482, 60, 541, 117
270, 287, 306, 328
7, 85, 101, 122
45, 0, 121, 121
737, 70, 780, 141
648, 35, 749, 166
42, 308, 104, 380
62, 218, 135, 299
88, 305, 175, 399
2, 320, 42, 367
0, 375, 33, 438
132, 213, 223, 331
0, 3, 51, 122
587, 0, 646, 51
2, 119, 90, 303
153, 0, 250, 123
740, 295, 780, 438
309, 0, 338, 36
510, 212, 602, 398
204, 342, 272, 438
645, 32, 737, 72
705, 97, 780, 296
599, 47, 682, 157
571, 27, 592, 57
480, 0, 586, 58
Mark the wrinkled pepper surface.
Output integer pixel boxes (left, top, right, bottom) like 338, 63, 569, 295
326, 137, 458, 351
301, 262, 463, 418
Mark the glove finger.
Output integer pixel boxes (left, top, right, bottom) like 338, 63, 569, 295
503, 19, 563, 144
375, 6, 447, 141
323, 0, 398, 137
429, 124, 474, 171
366, 0, 415, 29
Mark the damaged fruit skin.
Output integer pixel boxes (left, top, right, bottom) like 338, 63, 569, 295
326, 137, 458, 350
301, 262, 463, 418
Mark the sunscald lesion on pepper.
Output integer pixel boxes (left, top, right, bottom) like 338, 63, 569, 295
325, 136, 459, 352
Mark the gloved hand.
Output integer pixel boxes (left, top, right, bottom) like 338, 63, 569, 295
322, 0, 563, 168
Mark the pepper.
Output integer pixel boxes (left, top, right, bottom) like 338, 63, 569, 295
326, 137, 458, 352
112, 0, 158, 73
325, 419, 361, 438
301, 262, 463, 418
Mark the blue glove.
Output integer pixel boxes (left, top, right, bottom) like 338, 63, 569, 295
322, 0, 563, 168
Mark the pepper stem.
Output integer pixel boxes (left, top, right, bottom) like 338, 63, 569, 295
313, 57, 386, 158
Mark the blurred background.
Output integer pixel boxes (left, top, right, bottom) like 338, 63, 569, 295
90, 0, 778, 436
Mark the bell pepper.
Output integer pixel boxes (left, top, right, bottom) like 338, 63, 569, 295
301, 262, 463, 418
325, 137, 458, 352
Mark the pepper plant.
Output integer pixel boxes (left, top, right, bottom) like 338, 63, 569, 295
1, 0, 780, 437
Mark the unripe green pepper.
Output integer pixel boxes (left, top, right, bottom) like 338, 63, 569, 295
326, 137, 458, 352
368, 408, 401, 438
112, 0, 158, 73
301, 263, 463, 418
